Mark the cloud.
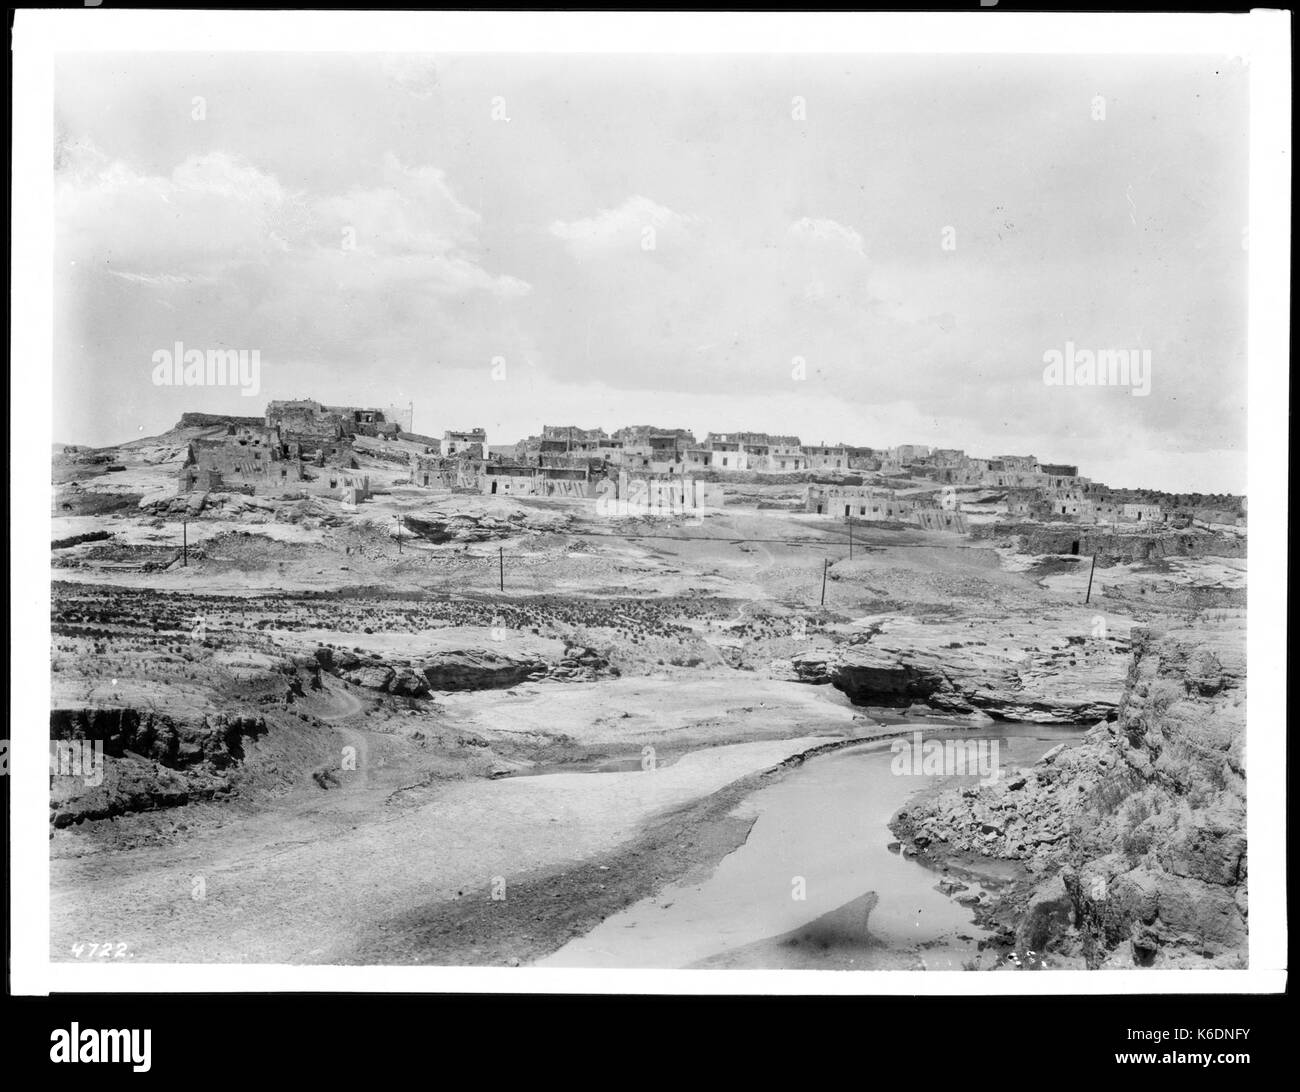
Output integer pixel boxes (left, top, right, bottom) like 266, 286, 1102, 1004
312, 154, 527, 297
788, 217, 866, 257
549, 195, 698, 256
57, 148, 295, 277
528, 202, 925, 400
380, 54, 441, 99
54, 146, 535, 409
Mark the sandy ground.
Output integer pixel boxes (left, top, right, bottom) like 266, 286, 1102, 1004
434, 675, 863, 754
50, 711, 856, 964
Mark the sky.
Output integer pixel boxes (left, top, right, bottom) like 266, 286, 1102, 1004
53, 52, 1249, 493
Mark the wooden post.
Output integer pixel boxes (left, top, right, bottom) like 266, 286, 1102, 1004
848, 517, 853, 560
182, 520, 187, 567
395, 515, 402, 552
499, 547, 504, 592
820, 557, 829, 605
1085, 552, 1097, 603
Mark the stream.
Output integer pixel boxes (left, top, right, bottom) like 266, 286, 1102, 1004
538, 723, 1082, 970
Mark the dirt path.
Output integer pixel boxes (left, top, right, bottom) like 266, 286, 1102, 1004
313, 681, 372, 789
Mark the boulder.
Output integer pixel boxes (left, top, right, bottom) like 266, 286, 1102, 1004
421, 649, 548, 692
343, 665, 396, 692
1014, 874, 1075, 953
389, 670, 431, 698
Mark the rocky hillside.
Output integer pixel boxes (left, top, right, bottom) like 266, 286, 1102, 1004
892, 622, 1247, 968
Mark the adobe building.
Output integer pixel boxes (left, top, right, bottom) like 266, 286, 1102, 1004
1082, 499, 1126, 524
994, 454, 1041, 473
1122, 502, 1167, 524
703, 432, 809, 472
482, 460, 601, 498
684, 447, 715, 470
766, 439, 807, 472
413, 453, 484, 491
704, 436, 746, 471
980, 466, 1085, 491
539, 425, 609, 452
620, 435, 690, 474
804, 483, 967, 531
614, 425, 697, 448
801, 444, 850, 471
805, 484, 915, 520
289, 471, 374, 506
846, 446, 881, 472
175, 465, 228, 493
444, 428, 487, 457
177, 424, 303, 494
265, 399, 398, 440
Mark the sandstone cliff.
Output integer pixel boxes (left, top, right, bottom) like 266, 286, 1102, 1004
892, 623, 1247, 968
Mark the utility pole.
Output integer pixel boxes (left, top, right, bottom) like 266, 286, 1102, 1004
181, 520, 188, 567
1085, 552, 1097, 604
499, 546, 505, 592
820, 557, 829, 605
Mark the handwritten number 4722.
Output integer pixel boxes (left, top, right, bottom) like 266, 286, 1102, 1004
70, 942, 130, 958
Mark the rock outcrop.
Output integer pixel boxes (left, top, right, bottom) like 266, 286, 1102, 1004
49, 707, 269, 827
792, 616, 1123, 723
402, 506, 574, 545
50, 707, 268, 769
421, 649, 549, 690
49, 757, 235, 828
892, 623, 1247, 968
312, 642, 611, 695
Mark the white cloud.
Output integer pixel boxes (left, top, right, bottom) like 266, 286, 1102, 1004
54, 146, 534, 408
57, 148, 295, 277
549, 195, 697, 255
788, 217, 866, 257
380, 54, 441, 99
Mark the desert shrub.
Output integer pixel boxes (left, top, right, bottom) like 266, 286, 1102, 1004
1119, 791, 1160, 863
